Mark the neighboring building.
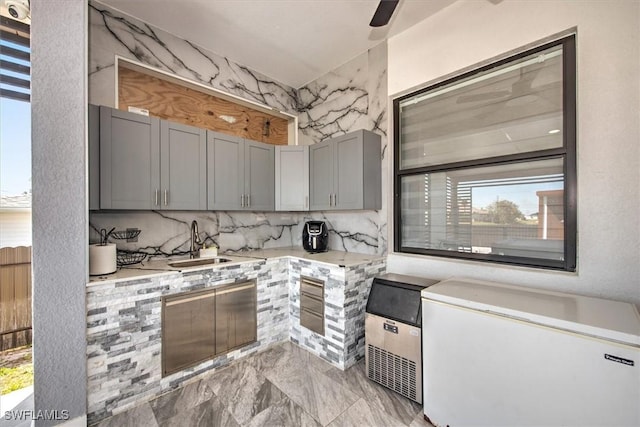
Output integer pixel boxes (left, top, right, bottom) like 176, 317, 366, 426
0, 193, 32, 248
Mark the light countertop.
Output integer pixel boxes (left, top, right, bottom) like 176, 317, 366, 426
230, 247, 385, 267
88, 247, 384, 285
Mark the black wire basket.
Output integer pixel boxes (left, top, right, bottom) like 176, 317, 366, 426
111, 229, 142, 240
116, 251, 146, 266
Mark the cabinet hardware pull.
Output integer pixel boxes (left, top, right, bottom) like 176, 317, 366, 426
155, 189, 159, 206
241, 194, 244, 207
164, 189, 168, 206
329, 194, 332, 206
247, 194, 250, 207
216, 283, 255, 295
333, 194, 336, 206
165, 292, 216, 306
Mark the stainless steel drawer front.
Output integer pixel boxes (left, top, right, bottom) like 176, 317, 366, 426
301, 293, 323, 313
300, 277, 323, 298
300, 276, 325, 335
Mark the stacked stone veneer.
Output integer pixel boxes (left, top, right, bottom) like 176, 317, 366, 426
288, 258, 386, 370
86, 258, 289, 424
86, 256, 385, 424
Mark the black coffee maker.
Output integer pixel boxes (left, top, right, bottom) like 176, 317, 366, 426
303, 221, 329, 253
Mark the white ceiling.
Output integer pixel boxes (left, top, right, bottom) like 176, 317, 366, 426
97, 0, 456, 88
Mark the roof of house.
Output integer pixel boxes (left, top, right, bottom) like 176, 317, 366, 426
0, 193, 32, 210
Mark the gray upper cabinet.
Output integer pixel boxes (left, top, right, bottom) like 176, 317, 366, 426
100, 106, 160, 210
89, 104, 100, 210
309, 140, 334, 210
207, 131, 274, 211
99, 105, 206, 210
160, 121, 207, 210
207, 132, 244, 210
275, 145, 309, 211
245, 140, 275, 211
310, 129, 381, 211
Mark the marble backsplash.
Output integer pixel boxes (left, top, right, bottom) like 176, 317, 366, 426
90, 209, 383, 257
89, 1, 388, 256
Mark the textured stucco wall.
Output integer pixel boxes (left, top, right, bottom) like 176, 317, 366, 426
31, 0, 88, 424
387, 0, 640, 304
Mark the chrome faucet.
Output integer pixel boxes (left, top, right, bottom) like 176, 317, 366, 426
190, 220, 204, 258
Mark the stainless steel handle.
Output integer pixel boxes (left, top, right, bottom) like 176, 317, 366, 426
241, 194, 245, 207
329, 194, 332, 206
155, 189, 159, 206
165, 292, 216, 306
247, 194, 250, 207
332, 194, 336, 206
216, 283, 255, 296
164, 189, 168, 206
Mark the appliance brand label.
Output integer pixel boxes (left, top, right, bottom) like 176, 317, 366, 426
383, 323, 398, 334
604, 354, 634, 366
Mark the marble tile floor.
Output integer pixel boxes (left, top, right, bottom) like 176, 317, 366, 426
93, 341, 434, 427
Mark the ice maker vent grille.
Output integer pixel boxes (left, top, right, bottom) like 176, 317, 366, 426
367, 343, 417, 401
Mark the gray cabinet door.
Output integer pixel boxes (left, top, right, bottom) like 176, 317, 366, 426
309, 140, 334, 210
333, 132, 364, 210
207, 131, 244, 210
89, 104, 100, 210
100, 107, 160, 209
160, 121, 207, 210
275, 146, 309, 211
244, 140, 275, 211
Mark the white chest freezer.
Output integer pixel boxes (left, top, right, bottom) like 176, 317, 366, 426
421, 278, 640, 427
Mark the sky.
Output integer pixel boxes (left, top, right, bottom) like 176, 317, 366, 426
0, 39, 31, 197
0, 98, 31, 196
473, 181, 563, 216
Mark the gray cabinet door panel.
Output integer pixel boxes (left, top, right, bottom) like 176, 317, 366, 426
334, 133, 364, 210
275, 146, 309, 211
89, 104, 100, 210
161, 121, 207, 210
100, 107, 160, 210
309, 140, 334, 210
245, 140, 275, 211
207, 131, 244, 210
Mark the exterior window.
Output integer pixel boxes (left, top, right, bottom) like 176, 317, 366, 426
393, 35, 576, 271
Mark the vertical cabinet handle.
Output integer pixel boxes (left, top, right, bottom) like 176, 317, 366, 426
333, 194, 336, 207
164, 189, 168, 206
247, 194, 250, 207
155, 189, 159, 206
329, 194, 332, 206
241, 194, 245, 207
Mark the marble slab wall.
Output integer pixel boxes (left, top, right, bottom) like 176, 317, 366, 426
86, 258, 289, 424
89, 1, 388, 255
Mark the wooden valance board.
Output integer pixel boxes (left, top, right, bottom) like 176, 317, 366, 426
118, 65, 288, 145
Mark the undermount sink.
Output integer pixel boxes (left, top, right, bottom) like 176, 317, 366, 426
168, 257, 232, 268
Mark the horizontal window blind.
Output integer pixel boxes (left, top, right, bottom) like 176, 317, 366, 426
0, 16, 30, 103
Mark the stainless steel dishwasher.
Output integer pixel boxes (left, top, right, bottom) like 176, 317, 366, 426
365, 273, 439, 404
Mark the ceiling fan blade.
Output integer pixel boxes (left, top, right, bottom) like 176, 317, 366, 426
456, 90, 511, 104
370, 0, 399, 27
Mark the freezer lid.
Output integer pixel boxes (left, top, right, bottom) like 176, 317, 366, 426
421, 278, 640, 347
